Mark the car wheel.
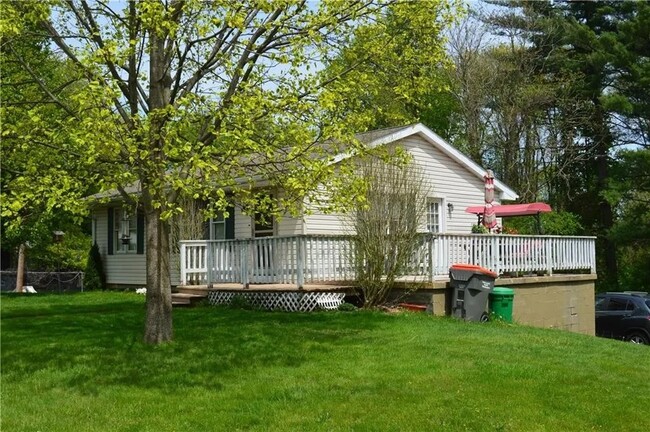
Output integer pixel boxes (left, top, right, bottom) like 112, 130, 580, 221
627, 332, 649, 345
480, 312, 489, 323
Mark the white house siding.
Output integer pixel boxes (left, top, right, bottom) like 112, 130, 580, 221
394, 136, 498, 234
277, 214, 304, 236
302, 185, 352, 235
303, 134, 497, 236
233, 205, 304, 238
234, 205, 253, 239
93, 206, 180, 287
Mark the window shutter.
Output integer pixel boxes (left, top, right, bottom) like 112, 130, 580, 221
226, 205, 235, 239
136, 210, 145, 254
107, 208, 114, 255
204, 218, 211, 240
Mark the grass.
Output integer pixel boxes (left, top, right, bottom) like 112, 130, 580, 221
2, 292, 649, 432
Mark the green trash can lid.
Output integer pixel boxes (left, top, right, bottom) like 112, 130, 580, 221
492, 287, 514, 295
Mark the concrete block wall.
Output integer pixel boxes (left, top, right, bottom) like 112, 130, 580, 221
389, 274, 596, 336
500, 274, 596, 336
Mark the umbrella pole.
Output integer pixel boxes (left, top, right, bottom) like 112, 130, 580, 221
536, 213, 544, 235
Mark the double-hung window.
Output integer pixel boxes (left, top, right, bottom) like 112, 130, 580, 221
427, 199, 442, 233
114, 208, 138, 253
210, 212, 226, 240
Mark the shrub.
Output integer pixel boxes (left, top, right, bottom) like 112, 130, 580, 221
504, 211, 583, 235
350, 157, 430, 308
471, 224, 488, 234
337, 302, 358, 312
229, 294, 253, 310
84, 243, 106, 290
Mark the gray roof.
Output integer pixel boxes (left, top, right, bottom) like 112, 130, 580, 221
89, 181, 141, 202
355, 124, 416, 145
87, 123, 519, 203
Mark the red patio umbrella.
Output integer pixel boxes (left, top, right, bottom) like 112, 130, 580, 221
482, 170, 497, 230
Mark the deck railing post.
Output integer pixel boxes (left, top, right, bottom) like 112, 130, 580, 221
240, 240, 250, 289
428, 234, 434, 282
206, 241, 213, 288
297, 236, 304, 289
492, 235, 500, 276
180, 242, 187, 285
590, 239, 596, 274
546, 238, 553, 276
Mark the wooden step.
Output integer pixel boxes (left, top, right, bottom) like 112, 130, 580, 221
175, 286, 210, 296
171, 292, 208, 307
172, 301, 192, 307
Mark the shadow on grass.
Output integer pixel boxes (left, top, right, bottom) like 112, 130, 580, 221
1, 297, 387, 395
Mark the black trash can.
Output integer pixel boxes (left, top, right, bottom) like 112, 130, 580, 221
449, 264, 497, 322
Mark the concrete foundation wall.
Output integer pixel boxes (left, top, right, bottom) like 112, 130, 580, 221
390, 274, 596, 336
501, 275, 596, 336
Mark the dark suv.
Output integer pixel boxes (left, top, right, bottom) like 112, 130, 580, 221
595, 292, 650, 345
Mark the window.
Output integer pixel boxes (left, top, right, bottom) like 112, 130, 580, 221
254, 212, 274, 238
114, 208, 138, 253
605, 298, 633, 312
210, 212, 226, 240
427, 199, 442, 233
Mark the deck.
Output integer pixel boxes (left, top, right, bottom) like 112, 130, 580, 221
178, 283, 357, 292
179, 233, 596, 289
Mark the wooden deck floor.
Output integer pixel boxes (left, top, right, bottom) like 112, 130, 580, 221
177, 283, 357, 293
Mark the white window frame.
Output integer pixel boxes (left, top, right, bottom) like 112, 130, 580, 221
114, 207, 137, 254
426, 198, 445, 234
209, 212, 226, 240
252, 212, 275, 238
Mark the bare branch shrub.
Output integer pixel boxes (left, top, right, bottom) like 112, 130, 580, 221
350, 157, 430, 308
169, 197, 206, 254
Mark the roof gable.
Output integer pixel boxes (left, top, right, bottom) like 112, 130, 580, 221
350, 123, 519, 201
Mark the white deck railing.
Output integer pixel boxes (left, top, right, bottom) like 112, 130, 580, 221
179, 234, 596, 287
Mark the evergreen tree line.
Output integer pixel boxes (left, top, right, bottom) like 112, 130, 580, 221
333, 0, 649, 291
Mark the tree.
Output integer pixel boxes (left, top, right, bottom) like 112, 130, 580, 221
477, 0, 650, 290
444, 12, 495, 163
607, 149, 650, 292
2, 1, 458, 343
349, 156, 430, 307
1, 7, 91, 288
322, 0, 459, 132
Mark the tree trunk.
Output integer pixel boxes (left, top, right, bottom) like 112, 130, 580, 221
593, 102, 618, 289
15, 243, 26, 293
143, 205, 173, 344
142, 25, 174, 344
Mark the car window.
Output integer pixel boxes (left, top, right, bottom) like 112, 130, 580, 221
595, 297, 607, 311
645, 299, 650, 309
606, 298, 630, 311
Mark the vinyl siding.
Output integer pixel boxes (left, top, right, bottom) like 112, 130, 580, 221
234, 205, 253, 239
94, 206, 180, 287
303, 135, 498, 235
233, 206, 303, 238
303, 189, 352, 235
277, 214, 304, 236
394, 136, 499, 233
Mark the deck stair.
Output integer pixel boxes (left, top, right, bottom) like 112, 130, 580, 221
171, 288, 208, 307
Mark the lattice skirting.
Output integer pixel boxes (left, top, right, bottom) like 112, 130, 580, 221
207, 291, 345, 312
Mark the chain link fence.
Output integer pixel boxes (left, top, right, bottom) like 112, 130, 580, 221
0, 271, 84, 293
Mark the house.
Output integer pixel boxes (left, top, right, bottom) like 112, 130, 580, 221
91, 123, 597, 335
90, 123, 518, 288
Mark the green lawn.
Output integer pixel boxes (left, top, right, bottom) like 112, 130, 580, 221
2, 292, 648, 432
